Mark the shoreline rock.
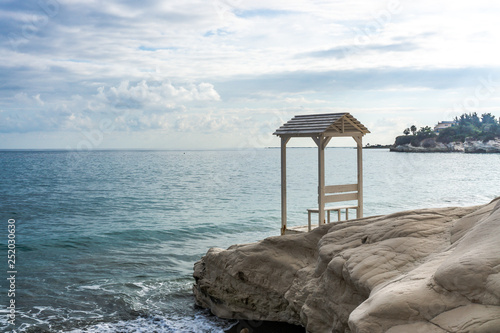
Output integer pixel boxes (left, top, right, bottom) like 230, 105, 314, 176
390, 141, 463, 152
464, 138, 500, 153
193, 199, 500, 332
390, 138, 500, 153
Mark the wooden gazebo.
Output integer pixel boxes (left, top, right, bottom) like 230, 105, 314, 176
273, 113, 370, 235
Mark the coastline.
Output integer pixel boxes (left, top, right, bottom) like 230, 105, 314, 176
390, 138, 500, 153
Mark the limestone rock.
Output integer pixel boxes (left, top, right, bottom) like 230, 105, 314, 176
464, 138, 500, 153
390, 138, 500, 153
193, 199, 500, 332
390, 141, 463, 152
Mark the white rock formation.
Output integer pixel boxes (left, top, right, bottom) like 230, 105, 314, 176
391, 138, 500, 153
390, 141, 464, 152
464, 138, 500, 153
193, 198, 500, 332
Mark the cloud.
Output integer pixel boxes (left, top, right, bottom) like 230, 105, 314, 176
95, 80, 220, 110
234, 8, 295, 18
32, 93, 44, 105
302, 42, 419, 59
216, 67, 500, 98
0, 79, 221, 133
175, 113, 245, 133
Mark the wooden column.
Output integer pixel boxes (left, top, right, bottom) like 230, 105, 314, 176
318, 136, 325, 226
280, 136, 290, 235
354, 136, 363, 218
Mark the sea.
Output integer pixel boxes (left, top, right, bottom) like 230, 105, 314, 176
0, 148, 499, 332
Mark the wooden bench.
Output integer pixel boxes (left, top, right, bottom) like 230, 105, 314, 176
307, 183, 360, 232
307, 205, 358, 231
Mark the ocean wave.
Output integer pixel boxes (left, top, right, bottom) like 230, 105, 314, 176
63, 314, 236, 333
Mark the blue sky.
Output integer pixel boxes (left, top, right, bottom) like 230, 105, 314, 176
1, 0, 500, 149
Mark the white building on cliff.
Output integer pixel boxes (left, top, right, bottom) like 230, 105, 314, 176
434, 121, 456, 133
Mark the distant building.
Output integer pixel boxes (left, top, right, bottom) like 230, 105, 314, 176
434, 121, 456, 133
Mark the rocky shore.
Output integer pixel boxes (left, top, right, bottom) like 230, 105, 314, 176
193, 198, 500, 332
390, 138, 500, 153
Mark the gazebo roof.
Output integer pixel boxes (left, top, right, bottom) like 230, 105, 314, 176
273, 112, 370, 137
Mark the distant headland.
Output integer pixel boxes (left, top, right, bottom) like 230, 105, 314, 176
390, 112, 500, 153
364, 143, 392, 149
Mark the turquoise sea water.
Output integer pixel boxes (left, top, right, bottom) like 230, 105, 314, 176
0, 149, 499, 332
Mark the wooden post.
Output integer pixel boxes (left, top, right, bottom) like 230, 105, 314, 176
280, 136, 290, 235
318, 136, 325, 226
354, 136, 363, 218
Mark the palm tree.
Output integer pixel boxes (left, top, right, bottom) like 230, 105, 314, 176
410, 125, 417, 135
403, 128, 410, 135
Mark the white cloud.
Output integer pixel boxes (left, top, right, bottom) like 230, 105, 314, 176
96, 80, 220, 110
0, 79, 222, 134
33, 94, 44, 106
175, 113, 245, 133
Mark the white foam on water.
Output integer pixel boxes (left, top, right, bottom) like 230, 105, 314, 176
0, 306, 65, 332
65, 314, 236, 333
78, 285, 104, 290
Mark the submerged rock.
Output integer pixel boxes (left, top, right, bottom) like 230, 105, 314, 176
193, 199, 500, 332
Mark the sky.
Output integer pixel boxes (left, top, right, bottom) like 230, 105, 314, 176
1, 0, 500, 149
